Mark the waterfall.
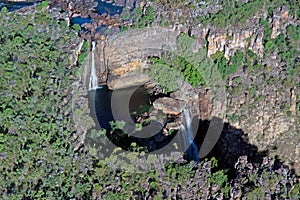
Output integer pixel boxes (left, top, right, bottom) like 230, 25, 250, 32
89, 41, 98, 90
181, 108, 200, 163
180, 124, 189, 154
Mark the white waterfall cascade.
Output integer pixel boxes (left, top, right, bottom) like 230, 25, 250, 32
181, 107, 200, 162
89, 41, 98, 90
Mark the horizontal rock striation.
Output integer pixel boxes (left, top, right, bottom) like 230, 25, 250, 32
95, 28, 179, 89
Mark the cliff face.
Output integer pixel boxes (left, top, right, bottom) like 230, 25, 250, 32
200, 26, 264, 59
84, 2, 299, 173
271, 6, 289, 39
94, 28, 179, 89
190, 7, 292, 60
89, 7, 291, 85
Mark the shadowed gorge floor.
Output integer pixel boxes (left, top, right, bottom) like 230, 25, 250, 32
0, 0, 299, 199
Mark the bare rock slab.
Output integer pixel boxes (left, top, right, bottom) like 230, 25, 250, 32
153, 97, 187, 115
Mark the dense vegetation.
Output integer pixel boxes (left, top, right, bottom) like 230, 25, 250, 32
146, 33, 219, 92
148, 50, 206, 90
0, 3, 90, 198
0, 0, 299, 199
154, 0, 299, 27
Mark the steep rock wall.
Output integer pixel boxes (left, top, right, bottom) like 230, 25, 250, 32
90, 5, 299, 173
94, 28, 179, 89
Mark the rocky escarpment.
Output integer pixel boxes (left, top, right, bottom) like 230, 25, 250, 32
91, 8, 298, 174
55, 0, 299, 173
203, 6, 291, 59
94, 28, 179, 89
211, 7, 299, 173
191, 25, 264, 59
92, 28, 206, 117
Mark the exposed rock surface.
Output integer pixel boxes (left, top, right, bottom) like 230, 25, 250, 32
271, 6, 289, 39
190, 7, 295, 60
189, 22, 265, 59
94, 28, 179, 89
114, 0, 144, 8
7, 0, 29, 1
170, 81, 198, 102
224, 62, 300, 173
230, 155, 299, 199
49, 0, 126, 41
153, 97, 187, 115
60, 0, 299, 174
108, 72, 150, 90
165, 121, 181, 131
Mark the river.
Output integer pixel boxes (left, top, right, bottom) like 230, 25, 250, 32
0, 1, 36, 12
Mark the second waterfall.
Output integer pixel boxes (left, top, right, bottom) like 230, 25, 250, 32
89, 41, 98, 90
181, 108, 200, 163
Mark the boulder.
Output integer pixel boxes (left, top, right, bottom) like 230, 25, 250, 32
153, 97, 187, 115
170, 80, 198, 102
166, 121, 181, 130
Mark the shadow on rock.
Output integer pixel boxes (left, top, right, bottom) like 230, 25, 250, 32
195, 118, 298, 172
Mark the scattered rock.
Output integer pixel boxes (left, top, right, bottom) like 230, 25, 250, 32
166, 121, 181, 130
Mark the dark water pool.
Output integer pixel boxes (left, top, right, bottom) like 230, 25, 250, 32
70, 17, 93, 26
0, 1, 35, 12
70, 17, 110, 34
90, 86, 150, 130
3, 1, 124, 34
88, 86, 178, 152
96, 0, 123, 15
70, 1, 123, 32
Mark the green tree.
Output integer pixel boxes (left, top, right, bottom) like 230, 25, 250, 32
0, 5, 95, 199
147, 61, 184, 93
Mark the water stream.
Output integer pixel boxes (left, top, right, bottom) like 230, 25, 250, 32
0, 1, 35, 12
96, 0, 123, 15
69, 1, 123, 29
89, 41, 99, 90
181, 108, 200, 162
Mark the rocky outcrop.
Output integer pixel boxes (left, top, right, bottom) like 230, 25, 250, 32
153, 97, 187, 115
7, 0, 28, 2
225, 61, 300, 173
69, 39, 84, 66
191, 8, 293, 60
50, 0, 126, 41
95, 28, 179, 89
191, 24, 264, 59
75, 1, 299, 173
165, 121, 181, 130
170, 81, 198, 102
271, 6, 289, 39
114, 0, 145, 8
230, 155, 299, 199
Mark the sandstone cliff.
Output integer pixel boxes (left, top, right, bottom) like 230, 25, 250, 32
61, 0, 299, 173
92, 6, 298, 173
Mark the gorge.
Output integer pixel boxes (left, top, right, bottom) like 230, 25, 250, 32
1, 0, 299, 198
